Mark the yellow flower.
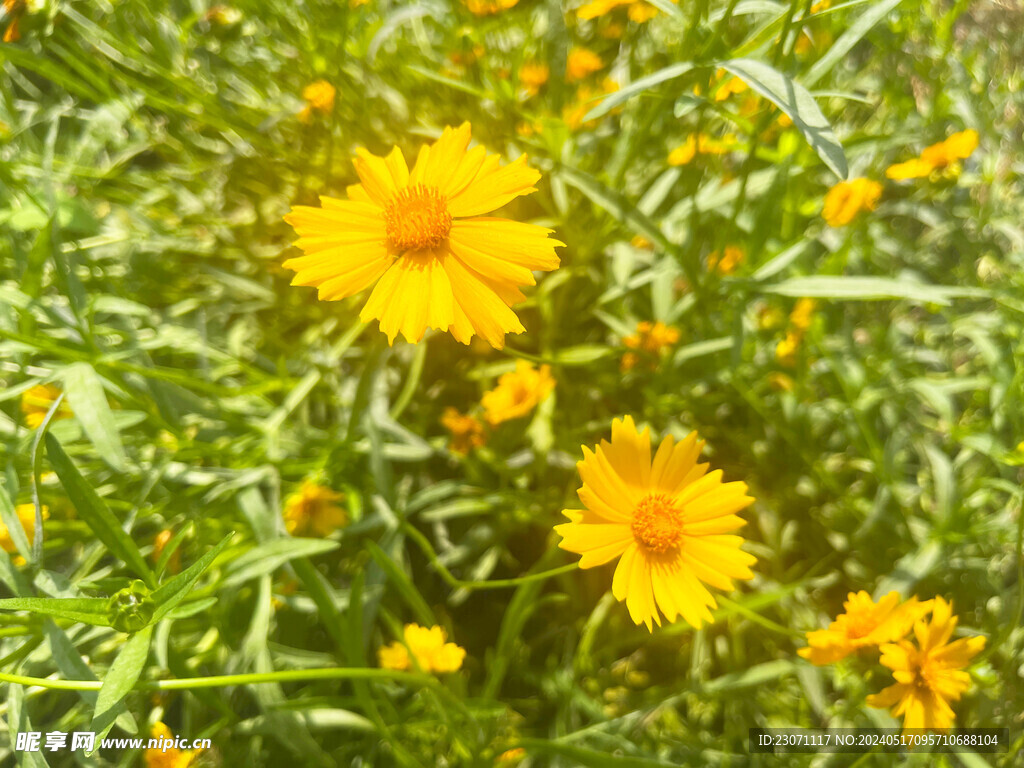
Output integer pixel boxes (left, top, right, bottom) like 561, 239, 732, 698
2, 0, 25, 42
707, 245, 744, 275
621, 321, 679, 370
378, 623, 466, 673
563, 78, 620, 130
555, 416, 756, 631
799, 591, 932, 665
713, 70, 748, 102
630, 234, 653, 250
496, 748, 526, 763
822, 177, 882, 227
519, 61, 549, 97
145, 722, 202, 768
886, 129, 979, 180
283, 480, 347, 537
481, 360, 555, 426
464, 0, 518, 14
576, 0, 674, 22
667, 133, 737, 166
441, 407, 486, 455
151, 529, 181, 573
298, 79, 336, 123
21, 383, 73, 429
789, 298, 816, 332
566, 47, 603, 82
775, 331, 800, 367
866, 597, 986, 730
1, 504, 47, 554
284, 123, 563, 348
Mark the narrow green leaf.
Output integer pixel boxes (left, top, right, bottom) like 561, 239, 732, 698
62, 363, 127, 471
90, 625, 153, 740
0, 597, 111, 626
0, 483, 32, 562
583, 62, 693, 121
802, 0, 905, 88
222, 537, 339, 589
758, 276, 987, 304
149, 533, 233, 623
45, 433, 154, 586
721, 58, 847, 178
365, 541, 434, 627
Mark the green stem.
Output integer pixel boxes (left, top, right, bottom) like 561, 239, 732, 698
30, 391, 68, 565
402, 523, 578, 589
389, 340, 428, 421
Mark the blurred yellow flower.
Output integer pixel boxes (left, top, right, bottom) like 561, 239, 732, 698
298, 80, 336, 123
283, 480, 347, 537
667, 133, 736, 165
822, 177, 882, 227
21, 383, 72, 429
866, 597, 986, 730
481, 360, 555, 426
464, 0, 518, 14
789, 297, 816, 332
496, 747, 526, 763
799, 591, 932, 665
713, 70, 748, 102
566, 47, 603, 82
576, 0, 675, 22
284, 123, 563, 348
151, 529, 181, 574
378, 623, 466, 673
621, 320, 679, 370
441, 407, 486, 455
555, 416, 756, 631
519, 61, 549, 97
1, 504, 47, 554
2, 0, 25, 42
707, 245, 744, 275
145, 722, 202, 768
563, 78, 620, 130
886, 129, 979, 180
630, 234, 653, 250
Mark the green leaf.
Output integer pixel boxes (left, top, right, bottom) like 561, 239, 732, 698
802, 0, 905, 88
90, 625, 154, 740
0, 597, 112, 626
221, 537, 339, 589
0, 483, 32, 562
583, 62, 694, 121
62, 362, 127, 471
365, 540, 434, 627
758, 276, 987, 305
45, 433, 155, 586
720, 58, 847, 178
149, 533, 234, 623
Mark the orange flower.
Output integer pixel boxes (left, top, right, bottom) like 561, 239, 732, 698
822, 177, 882, 226
566, 47, 603, 82
707, 246, 744, 275
886, 129, 979, 180
441, 408, 486, 454
519, 62, 550, 97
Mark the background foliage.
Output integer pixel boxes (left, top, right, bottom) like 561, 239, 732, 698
1, 0, 1023, 765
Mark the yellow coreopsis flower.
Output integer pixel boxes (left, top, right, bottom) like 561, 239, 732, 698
145, 722, 202, 768
775, 330, 800, 367
284, 123, 563, 348
283, 480, 347, 537
1, 504, 47, 554
621, 320, 679, 370
667, 133, 737, 166
481, 360, 555, 426
822, 177, 882, 227
555, 416, 756, 631
713, 70, 748, 102
707, 245, 744, 275
496, 747, 526, 763
563, 78, 620, 130
519, 61, 550, 97
2, 0, 25, 42
441, 407, 486, 455
378, 623, 466, 673
20, 383, 72, 429
789, 297, 816, 332
298, 80, 336, 123
566, 47, 603, 81
866, 597, 986, 730
576, 0, 675, 22
464, 0, 518, 14
886, 129, 979, 180
798, 591, 932, 665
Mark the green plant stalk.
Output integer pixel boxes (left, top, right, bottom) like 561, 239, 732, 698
30, 391, 68, 565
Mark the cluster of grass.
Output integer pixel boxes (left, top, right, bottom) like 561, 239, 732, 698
1, 0, 1023, 765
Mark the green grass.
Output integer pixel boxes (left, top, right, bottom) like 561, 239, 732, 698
1, 0, 1023, 765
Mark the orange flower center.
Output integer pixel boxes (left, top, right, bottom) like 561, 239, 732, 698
631, 493, 684, 553
384, 183, 452, 252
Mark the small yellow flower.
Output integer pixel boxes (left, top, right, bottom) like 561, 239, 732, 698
555, 416, 756, 631
145, 722, 202, 768
810, 0, 831, 11
464, 0, 518, 15
707, 245, 744, 275
566, 47, 603, 82
1, 504, 47, 554
775, 330, 801, 367
822, 177, 882, 227
496, 747, 526, 763
283, 480, 347, 537
519, 62, 549, 97
441, 408, 486, 455
630, 234, 653, 250
886, 129, 979, 180
481, 360, 555, 426
576, 0, 674, 22
789, 298, 816, 332
563, 78, 620, 130
298, 79, 336, 123
713, 70, 748, 102
151, 529, 181, 573
667, 134, 736, 166
21, 383, 73, 429
622, 321, 680, 365
378, 623, 466, 673
204, 5, 242, 24
2, 0, 25, 42
767, 372, 795, 392
799, 591, 932, 665
866, 597, 986, 731
283, 123, 563, 348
